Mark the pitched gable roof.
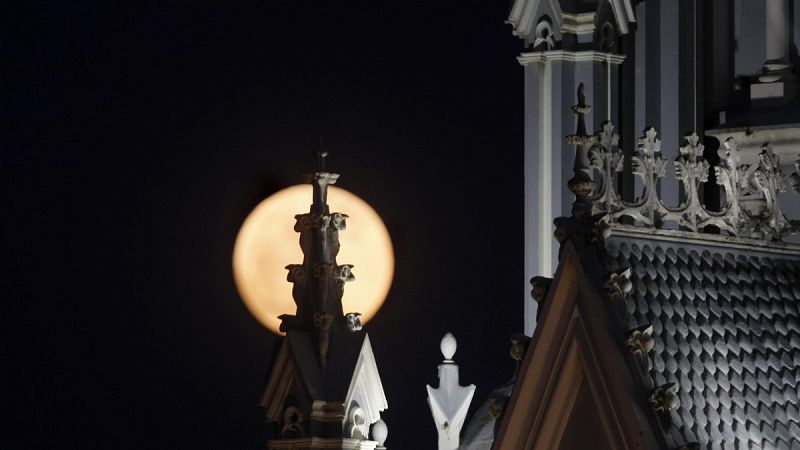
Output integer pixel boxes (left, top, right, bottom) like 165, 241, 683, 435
260, 329, 387, 430
492, 241, 665, 450
344, 335, 388, 428
507, 0, 635, 39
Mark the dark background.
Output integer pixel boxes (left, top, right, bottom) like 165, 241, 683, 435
6, 2, 524, 448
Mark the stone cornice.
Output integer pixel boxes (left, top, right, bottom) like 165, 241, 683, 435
608, 224, 800, 256
517, 50, 626, 66
705, 124, 800, 165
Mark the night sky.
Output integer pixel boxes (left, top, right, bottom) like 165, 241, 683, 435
7, 2, 524, 448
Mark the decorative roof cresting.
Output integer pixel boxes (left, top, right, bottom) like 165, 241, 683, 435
588, 122, 800, 240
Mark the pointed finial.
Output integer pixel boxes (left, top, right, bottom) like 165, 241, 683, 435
427, 332, 475, 450
565, 83, 597, 218
440, 332, 457, 362
307, 136, 338, 213
317, 135, 329, 172
567, 83, 594, 144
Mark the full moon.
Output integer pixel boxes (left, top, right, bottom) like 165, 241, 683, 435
233, 184, 394, 334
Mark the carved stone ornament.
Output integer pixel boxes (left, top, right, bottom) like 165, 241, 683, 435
281, 405, 305, 438
334, 264, 355, 283
588, 122, 623, 214
529, 276, 553, 303
330, 212, 348, 230
345, 404, 369, 440
293, 212, 348, 232
649, 383, 680, 413
553, 85, 614, 263
603, 267, 633, 300
285, 264, 306, 283
789, 157, 800, 192
749, 144, 792, 238
624, 324, 654, 357
625, 324, 655, 373
509, 332, 531, 362
649, 383, 680, 430
598, 21, 616, 52
554, 213, 610, 244
345, 312, 362, 332
602, 267, 632, 323
533, 18, 555, 50
587, 124, 799, 241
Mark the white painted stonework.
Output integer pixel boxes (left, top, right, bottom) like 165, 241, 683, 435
426, 333, 475, 450
344, 336, 389, 438
370, 420, 387, 450
705, 125, 800, 167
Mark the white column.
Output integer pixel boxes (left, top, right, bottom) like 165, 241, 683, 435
426, 333, 476, 450
766, 0, 789, 64
753, 0, 796, 104
762, 0, 791, 79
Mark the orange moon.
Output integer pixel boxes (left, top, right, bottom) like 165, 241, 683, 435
233, 184, 394, 334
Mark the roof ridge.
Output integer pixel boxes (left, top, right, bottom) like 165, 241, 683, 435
609, 224, 800, 256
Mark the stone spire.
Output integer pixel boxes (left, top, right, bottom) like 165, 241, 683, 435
427, 333, 476, 450
261, 151, 388, 450
554, 84, 610, 262
280, 149, 355, 368
565, 83, 598, 220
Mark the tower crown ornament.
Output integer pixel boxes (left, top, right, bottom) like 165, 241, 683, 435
278, 149, 361, 367
566, 83, 599, 219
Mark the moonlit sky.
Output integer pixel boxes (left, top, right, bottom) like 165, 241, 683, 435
233, 185, 395, 334
7, 2, 523, 448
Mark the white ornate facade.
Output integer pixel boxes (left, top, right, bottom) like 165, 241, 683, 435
508, 0, 800, 334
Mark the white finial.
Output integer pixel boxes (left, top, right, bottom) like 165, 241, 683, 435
440, 332, 457, 362
427, 333, 476, 450
371, 419, 388, 446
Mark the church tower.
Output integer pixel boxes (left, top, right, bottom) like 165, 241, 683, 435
508, 0, 800, 335
507, 0, 633, 334
259, 155, 389, 450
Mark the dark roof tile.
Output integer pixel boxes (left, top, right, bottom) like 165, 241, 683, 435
610, 235, 800, 449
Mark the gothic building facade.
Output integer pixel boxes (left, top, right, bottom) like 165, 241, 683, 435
461, 1, 800, 448
257, 1, 800, 448
510, 0, 800, 333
